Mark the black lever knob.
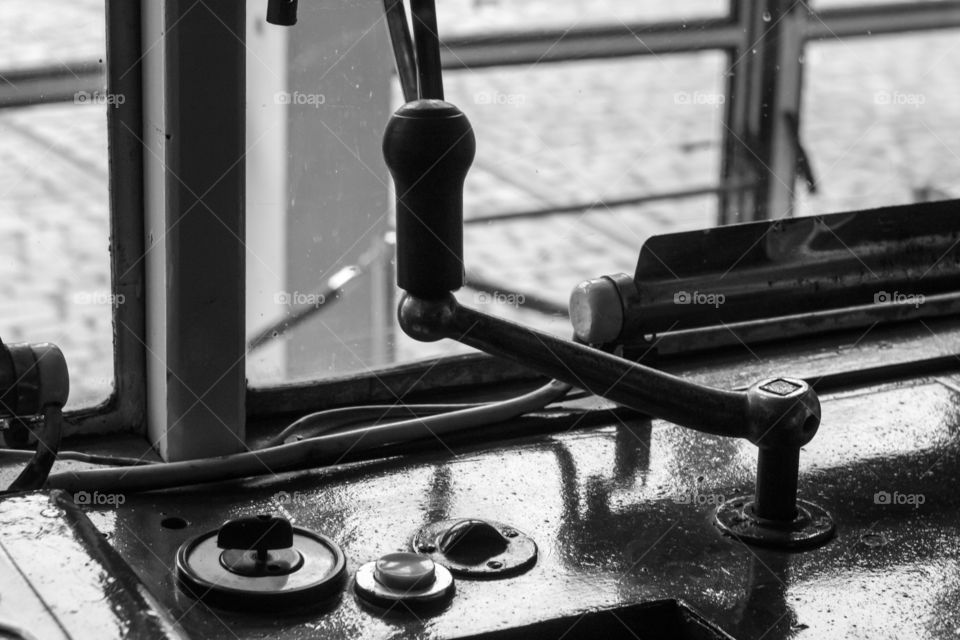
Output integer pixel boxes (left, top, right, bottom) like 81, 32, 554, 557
266, 0, 298, 26
383, 100, 475, 299
438, 519, 509, 565
217, 514, 294, 561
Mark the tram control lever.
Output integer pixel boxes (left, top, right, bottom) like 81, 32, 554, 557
383, 105, 834, 551
270, 0, 835, 550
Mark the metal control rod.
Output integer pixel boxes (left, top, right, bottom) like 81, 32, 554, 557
398, 294, 820, 448
384, 99, 831, 545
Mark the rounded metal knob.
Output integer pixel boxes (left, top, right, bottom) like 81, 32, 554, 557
383, 99, 475, 299
373, 552, 436, 591
569, 276, 626, 344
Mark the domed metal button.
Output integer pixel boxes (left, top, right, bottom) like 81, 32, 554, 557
374, 552, 436, 590
354, 551, 454, 611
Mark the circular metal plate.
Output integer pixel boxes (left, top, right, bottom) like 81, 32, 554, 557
715, 496, 836, 550
354, 559, 454, 611
412, 519, 537, 578
219, 548, 304, 576
176, 527, 346, 610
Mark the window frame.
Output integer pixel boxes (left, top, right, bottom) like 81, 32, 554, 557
46, 0, 960, 440
65, 0, 146, 437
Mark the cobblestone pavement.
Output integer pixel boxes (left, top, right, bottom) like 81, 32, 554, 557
1, 1, 959, 407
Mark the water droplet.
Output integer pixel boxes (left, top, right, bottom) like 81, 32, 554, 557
860, 532, 887, 548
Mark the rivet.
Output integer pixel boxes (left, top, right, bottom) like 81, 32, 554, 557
486, 560, 503, 569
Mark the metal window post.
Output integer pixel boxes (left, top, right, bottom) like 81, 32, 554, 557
142, 0, 247, 460
720, 0, 807, 223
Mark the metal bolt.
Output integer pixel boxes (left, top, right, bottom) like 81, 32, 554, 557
486, 560, 503, 569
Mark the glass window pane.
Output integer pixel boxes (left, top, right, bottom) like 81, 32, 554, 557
447, 54, 725, 216
438, 0, 728, 38
246, 0, 726, 386
813, 0, 944, 8
797, 29, 960, 217
0, 1, 112, 409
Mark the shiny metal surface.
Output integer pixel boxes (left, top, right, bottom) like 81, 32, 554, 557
69, 348, 960, 638
631, 201, 960, 335
176, 525, 346, 611
354, 554, 455, 610
413, 518, 538, 577
0, 491, 187, 640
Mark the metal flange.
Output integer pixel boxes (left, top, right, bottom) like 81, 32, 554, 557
354, 552, 455, 612
715, 496, 836, 550
412, 518, 537, 578
176, 523, 346, 610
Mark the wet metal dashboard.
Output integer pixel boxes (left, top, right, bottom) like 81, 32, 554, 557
3, 316, 957, 639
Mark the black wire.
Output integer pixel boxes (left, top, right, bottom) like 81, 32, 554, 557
6, 406, 61, 492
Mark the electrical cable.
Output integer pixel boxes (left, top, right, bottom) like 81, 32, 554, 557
46, 380, 570, 494
0, 447, 153, 467
6, 405, 62, 492
263, 401, 484, 448
0, 617, 39, 640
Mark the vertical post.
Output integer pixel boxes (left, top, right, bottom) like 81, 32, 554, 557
753, 446, 799, 521
720, 0, 806, 223
143, 0, 246, 460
